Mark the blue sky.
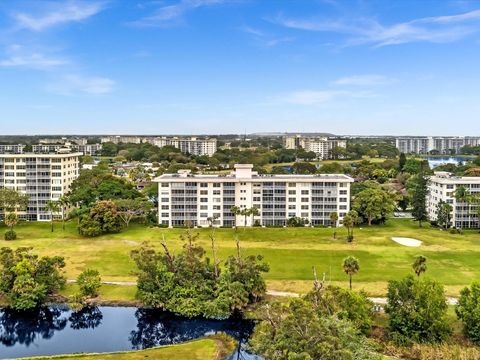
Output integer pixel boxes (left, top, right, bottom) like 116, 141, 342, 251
0, 0, 480, 135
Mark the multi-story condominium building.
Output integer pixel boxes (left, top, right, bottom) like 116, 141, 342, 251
0, 152, 81, 221
100, 136, 143, 144
283, 135, 347, 159
0, 144, 25, 154
155, 164, 353, 227
33, 143, 102, 156
396, 136, 480, 154
427, 171, 480, 229
152, 136, 217, 156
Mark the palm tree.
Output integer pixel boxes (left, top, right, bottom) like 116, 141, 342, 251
45, 200, 60, 232
230, 206, 241, 229
58, 196, 70, 231
250, 207, 260, 226
454, 186, 473, 229
240, 208, 252, 229
330, 212, 339, 239
412, 255, 427, 277
342, 256, 360, 290
343, 210, 359, 242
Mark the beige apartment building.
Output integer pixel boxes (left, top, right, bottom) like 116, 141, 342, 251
0, 152, 81, 221
155, 164, 353, 227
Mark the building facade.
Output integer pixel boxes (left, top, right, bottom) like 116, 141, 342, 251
152, 136, 217, 156
33, 143, 102, 156
155, 164, 353, 227
0, 144, 25, 154
0, 152, 81, 221
427, 172, 480, 229
396, 136, 480, 154
283, 135, 347, 159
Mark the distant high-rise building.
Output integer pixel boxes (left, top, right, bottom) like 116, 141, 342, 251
283, 135, 347, 159
395, 136, 480, 154
152, 137, 217, 156
0, 144, 25, 154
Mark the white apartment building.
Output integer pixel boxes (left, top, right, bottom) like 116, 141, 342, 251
33, 143, 102, 156
152, 136, 217, 156
283, 135, 347, 159
0, 144, 25, 154
0, 152, 81, 221
427, 172, 480, 229
100, 136, 143, 144
155, 164, 353, 227
396, 136, 480, 154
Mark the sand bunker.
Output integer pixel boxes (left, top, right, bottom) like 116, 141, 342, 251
391, 237, 422, 247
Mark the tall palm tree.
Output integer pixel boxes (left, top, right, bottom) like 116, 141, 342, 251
342, 256, 360, 290
250, 207, 260, 226
240, 207, 252, 229
412, 255, 427, 277
454, 186, 473, 229
330, 212, 339, 239
58, 196, 70, 231
45, 200, 60, 232
230, 206, 241, 229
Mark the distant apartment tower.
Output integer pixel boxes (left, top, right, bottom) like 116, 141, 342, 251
33, 143, 102, 156
100, 136, 143, 144
153, 137, 217, 156
395, 136, 480, 154
283, 135, 347, 159
0, 152, 81, 221
155, 164, 353, 227
0, 144, 25, 154
427, 172, 480, 229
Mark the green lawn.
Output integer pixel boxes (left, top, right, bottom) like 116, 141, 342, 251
2, 218, 480, 298
23, 337, 233, 360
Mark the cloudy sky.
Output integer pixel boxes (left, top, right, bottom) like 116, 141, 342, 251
0, 0, 479, 135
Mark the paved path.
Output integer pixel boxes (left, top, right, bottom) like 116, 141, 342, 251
67, 280, 459, 305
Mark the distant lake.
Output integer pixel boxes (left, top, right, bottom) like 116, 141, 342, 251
424, 156, 471, 168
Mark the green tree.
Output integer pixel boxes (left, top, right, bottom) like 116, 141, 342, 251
343, 210, 359, 242
4, 212, 18, 240
46, 200, 60, 232
77, 269, 101, 297
292, 161, 317, 174
410, 172, 429, 227
454, 185, 474, 229
250, 206, 260, 226
240, 207, 252, 228
353, 184, 398, 225
412, 255, 427, 277
58, 196, 70, 231
230, 206, 241, 229
78, 200, 123, 237
399, 152, 407, 171
0, 188, 29, 213
436, 200, 453, 230
114, 198, 153, 227
456, 282, 480, 344
343, 256, 360, 290
385, 275, 451, 345
0, 247, 66, 310
330, 211, 339, 239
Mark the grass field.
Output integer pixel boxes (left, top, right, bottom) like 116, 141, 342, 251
1, 218, 480, 299
24, 337, 233, 360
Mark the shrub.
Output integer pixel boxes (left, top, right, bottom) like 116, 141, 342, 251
449, 228, 463, 234
78, 200, 123, 237
456, 282, 480, 344
4, 230, 16, 240
77, 269, 101, 297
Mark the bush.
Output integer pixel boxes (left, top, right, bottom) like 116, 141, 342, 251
77, 269, 101, 297
78, 200, 123, 237
4, 230, 16, 240
456, 282, 480, 344
385, 275, 451, 345
449, 228, 463, 234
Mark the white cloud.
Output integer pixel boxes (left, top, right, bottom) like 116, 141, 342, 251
47, 74, 115, 95
132, 0, 227, 27
240, 25, 294, 47
282, 90, 375, 105
272, 8, 480, 47
13, 1, 105, 31
333, 74, 393, 86
0, 45, 69, 69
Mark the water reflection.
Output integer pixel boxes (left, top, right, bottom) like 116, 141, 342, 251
0, 307, 68, 347
0, 306, 256, 359
69, 306, 103, 330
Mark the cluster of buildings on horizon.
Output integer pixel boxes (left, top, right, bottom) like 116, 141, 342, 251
395, 136, 480, 155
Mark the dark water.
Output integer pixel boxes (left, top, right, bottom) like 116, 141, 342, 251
0, 306, 257, 359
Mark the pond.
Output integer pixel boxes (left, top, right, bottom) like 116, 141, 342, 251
0, 306, 258, 359
424, 156, 471, 168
